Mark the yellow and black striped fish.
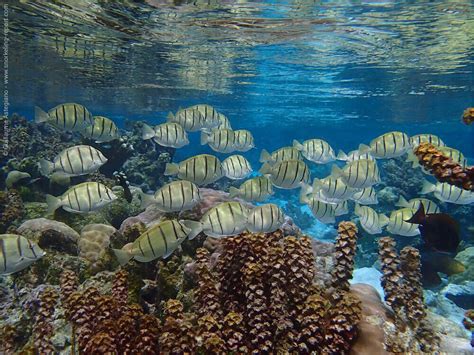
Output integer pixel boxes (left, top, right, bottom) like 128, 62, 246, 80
140, 180, 201, 212
336, 148, 375, 162
233, 130, 255, 152
39, 145, 107, 177
217, 113, 232, 130
222, 155, 253, 180
354, 204, 389, 235
167, 108, 206, 132
410, 134, 445, 148
229, 176, 273, 202
201, 128, 236, 153
293, 139, 336, 164
300, 194, 335, 224
362, 131, 410, 159
438, 146, 467, 168
164, 154, 224, 186
0, 234, 45, 275
142, 122, 189, 148
247, 204, 285, 233
259, 147, 302, 164
421, 180, 474, 205
331, 159, 380, 189
350, 186, 378, 205
334, 200, 349, 216
46, 182, 117, 214
113, 219, 202, 265
396, 196, 440, 214
386, 208, 420, 236
200, 201, 249, 238
259, 159, 310, 189
311, 176, 358, 204
35, 103, 93, 132
189, 104, 221, 129
82, 116, 119, 143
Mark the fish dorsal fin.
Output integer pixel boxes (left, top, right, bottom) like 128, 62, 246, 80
395, 195, 409, 208
358, 144, 371, 154
406, 204, 426, 224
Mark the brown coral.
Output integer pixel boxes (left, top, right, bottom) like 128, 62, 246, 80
331, 221, 359, 291
0, 190, 24, 233
462, 107, 474, 125
160, 299, 196, 353
33, 287, 59, 354
413, 142, 474, 191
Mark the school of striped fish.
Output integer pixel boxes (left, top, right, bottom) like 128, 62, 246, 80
2, 103, 472, 273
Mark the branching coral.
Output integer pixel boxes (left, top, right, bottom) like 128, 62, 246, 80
33, 287, 59, 354
413, 142, 474, 191
331, 221, 358, 291
0, 190, 24, 233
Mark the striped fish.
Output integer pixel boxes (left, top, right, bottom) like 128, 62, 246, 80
410, 134, 446, 148
200, 201, 249, 238
293, 139, 336, 164
35, 103, 93, 132
113, 219, 202, 265
0, 234, 45, 275
259, 147, 302, 164
234, 130, 255, 152
438, 146, 467, 168
337, 148, 375, 162
300, 194, 335, 224
82, 116, 119, 143
167, 108, 206, 132
142, 123, 189, 148
46, 182, 117, 214
189, 104, 221, 129
39, 145, 107, 177
421, 180, 474, 205
311, 176, 358, 203
354, 204, 389, 235
334, 201, 349, 216
217, 113, 232, 130
395, 196, 440, 214
247, 204, 285, 233
164, 154, 224, 186
139, 180, 201, 212
331, 159, 380, 189
201, 128, 236, 153
362, 131, 410, 159
386, 208, 420, 236
350, 187, 378, 205
222, 155, 253, 180
259, 159, 310, 189
228, 176, 273, 202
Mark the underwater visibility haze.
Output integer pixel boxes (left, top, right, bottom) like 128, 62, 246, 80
1, 0, 474, 353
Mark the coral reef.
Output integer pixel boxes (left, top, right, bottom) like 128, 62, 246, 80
0, 189, 24, 233
78, 224, 117, 273
32, 287, 59, 353
331, 221, 358, 291
379, 157, 425, 200
413, 142, 474, 191
462, 107, 474, 125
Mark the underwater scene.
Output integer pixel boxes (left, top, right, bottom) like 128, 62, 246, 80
1, 0, 474, 353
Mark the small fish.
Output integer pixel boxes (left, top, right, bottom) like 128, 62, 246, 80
386, 208, 420, 237
39, 145, 107, 177
35, 103, 93, 132
228, 176, 274, 202
395, 196, 440, 214
259, 159, 310, 189
0, 234, 45, 275
139, 180, 201, 212
189, 104, 221, 129
334, 200, 349, 216
311, 176, 358, 204
82, 116, 120, 143
336, 148, 375, 162
200, 128, 236, 153
222, 155, 253, 180
167, 108, 205, 132
217, 113, 232, 130
113, 171, 132, 203
331, 159, 380, 189
354, 203, 389, 235
350, 186, 378, 205
406, 204, 460, 253
421, 179, 474, 205
164, 154, 224, 186
293, 139, 336, 164
113, 219, 202, 265
259, 147, 302, 164
438, 146, 467, 168
6, 171, 31, 189
300, 194, 335, 224
410, 134, 446, 148
142, 122, 189, 148
247, 204, 285, 233
46, 182, 117, 214
233, 130, 255, 152
360, 131, 411, 159
200, 201, 249, 238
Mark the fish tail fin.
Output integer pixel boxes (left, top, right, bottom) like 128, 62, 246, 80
300, 183, 312, 197
228, 186, 241, 199
330, 164, 343, 178
421, 179, 435, 194
141, 123, 155, 140
164, 163, 179, 176
259, 149, 272, 163
336, 150, 348, 161
406, 204, 426, 224
113, 248, 133, 266
312, 178, 322, 192
406, 151, 420, 168
354, 202, 361, 214
395, 195, 409, 208
46, 194, 61, 214
200, 131, 209, 145
166, 112, 175, 120
38, 159, 54, 176
293, 139, 304, 151
379, 213, 389, 227
358, 144, 371, 154
139, 191, 155, 209
34, 106, 49, 123
259, 163, 272, 175
181, 220, 202, 240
